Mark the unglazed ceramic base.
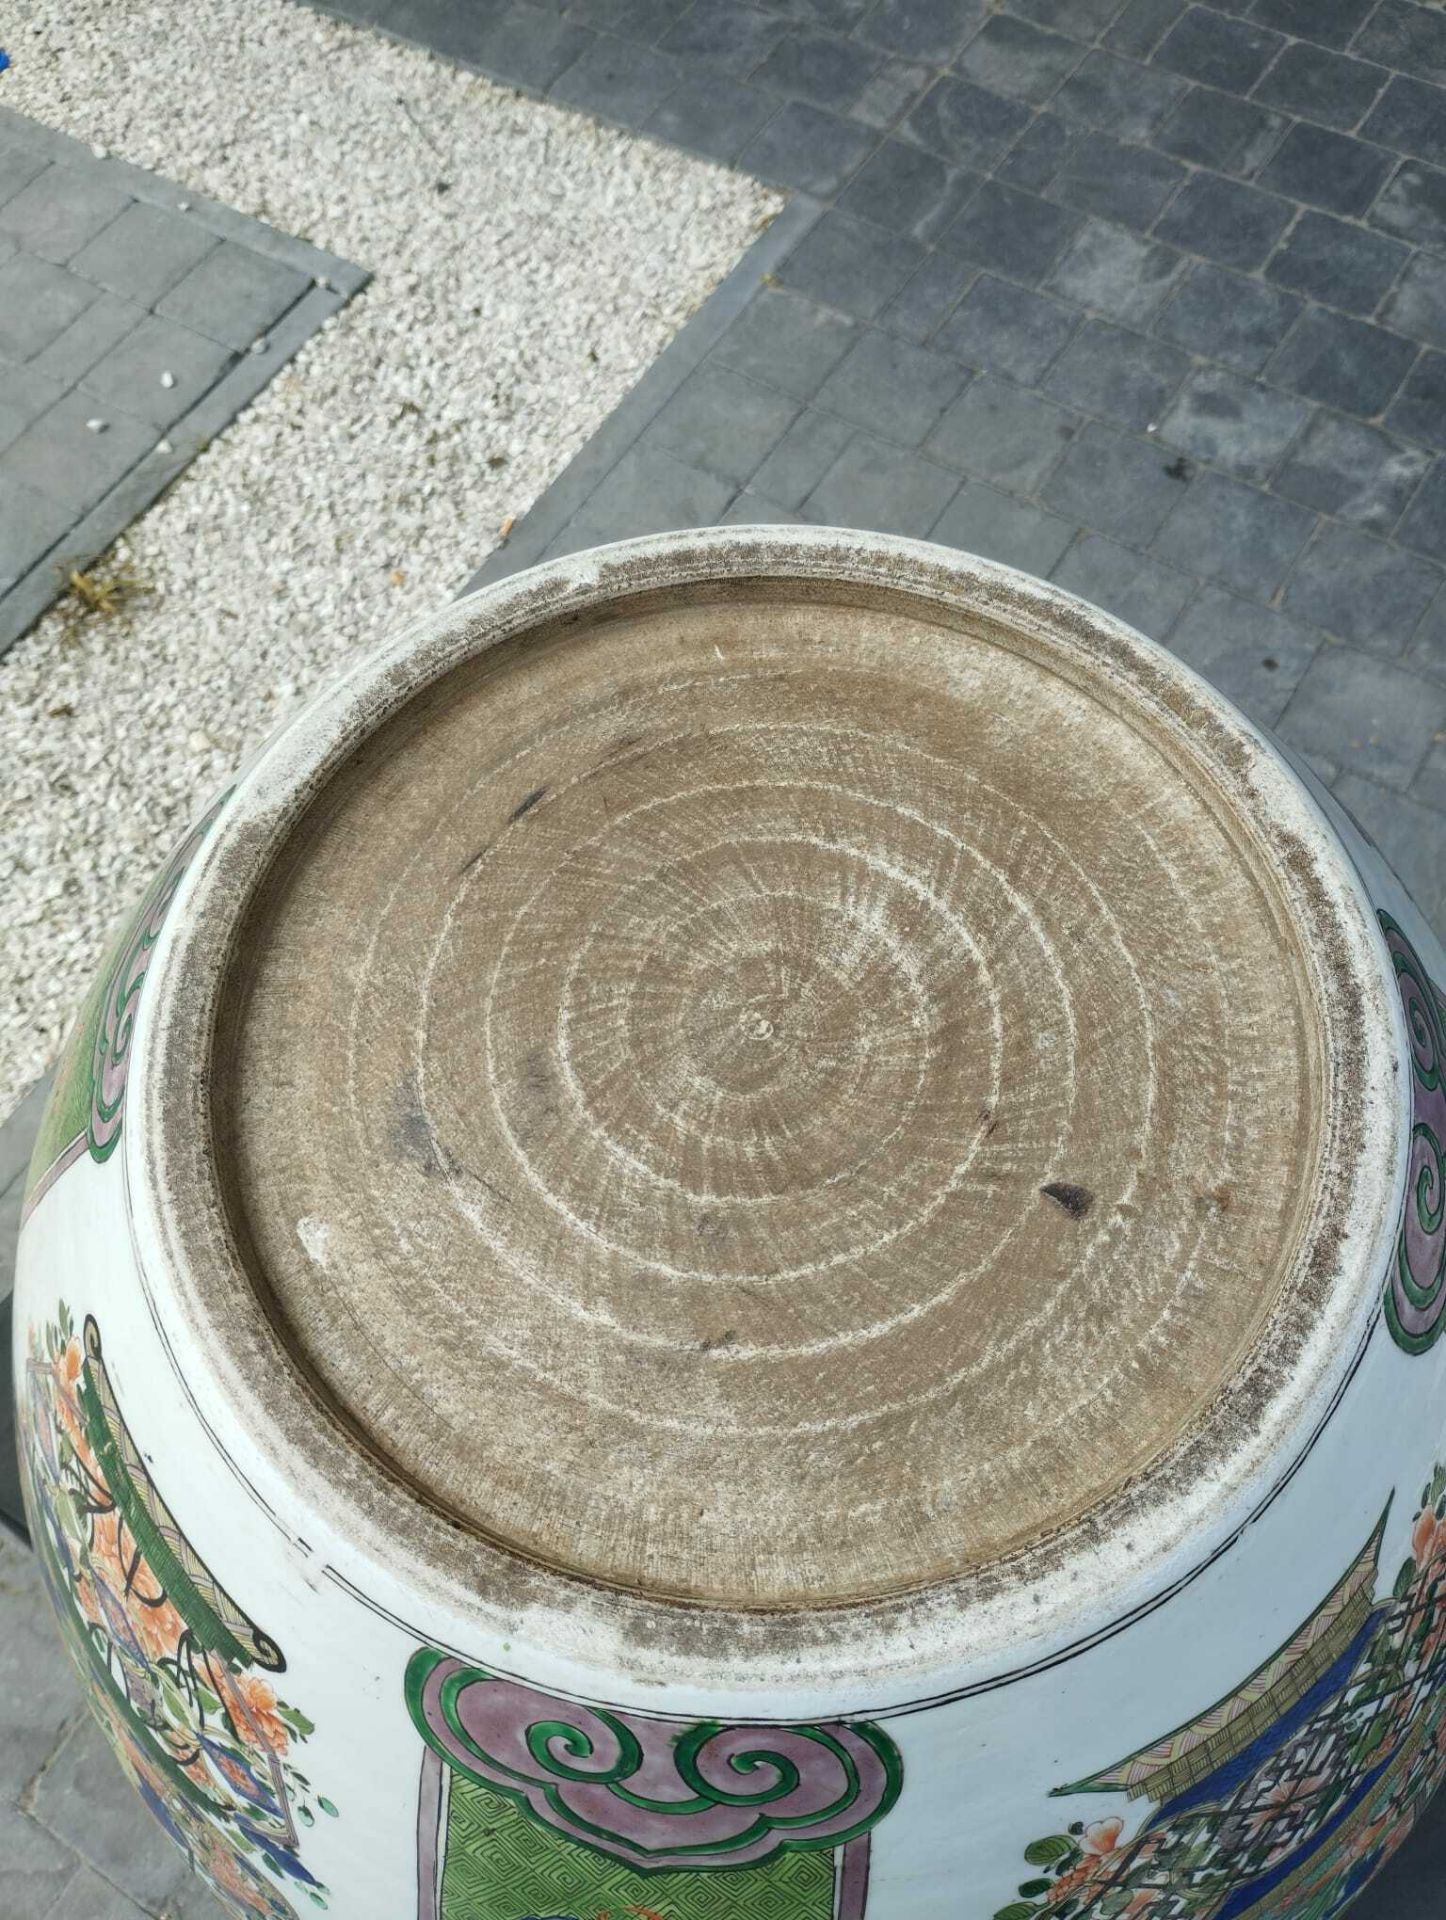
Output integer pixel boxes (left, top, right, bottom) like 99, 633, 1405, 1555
13, 530, 1446, 1920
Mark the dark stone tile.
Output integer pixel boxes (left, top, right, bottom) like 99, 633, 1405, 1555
880, 250, 977, 341
1155, 7, 1283, 93
1157, 366, 1309, 482
776, 210, 927, 319
814, 328, 969, 443
1385, 253, 1446, 351
643, 74, 776, 160
837, 139, 978, 241
566, 0, 689, 34
472, 3, 595, 86
1280, 643, 1446, 787
802, 430, 959, 533
660, 2, 786, 74
1415, 737, 1446, 809
1388, 349, 1446, 452
156, 240, 309, 350
1283, 522, 1441, 653
934, 273, 1079, 381
939, 179, 1082, 282
903, 75, 1031, 168
932, 480, 1076, 573
1373, 159, 1446, 252
1053, 51, 1187, 139
1153, 468, 1315, 597
549, 35, 681, 119
1045, 218, 1186, 326
1009, 0, 1128, 33
1277, 412, 1431, 532
1408, 586, 1446, 682
380, 0, 509, 60
1103, 0, 1186, 58
1050, 129, 1185, 229
3, 388, 158, 513
0, 252, 99, 362
856, 0, 987, 63
1365, 76, 1446, 177
1154, 172, 1292, 270
712, 286, 858, 398
851, 58, 934, 129
1399, 457, 1446, 561
24, 289, 142, 388
69, 201, 217, 310
0, 132, 49, 212
750, 406, 858, 506
1333, 771, 1446, 929
0, 1803, 76, 1920
27, 1716, 192, 1913
1248, 0, 1373, 49
722, 491, 805, 524
1355, 1, 1446, 87
1050, 531, 1195, 636
645, 361, 799, 484
1265, 211, 1407, 317
752, 31, 881, 110
0, 162, 130, 266
1041, 420, 1183, 539
557, 444, 735, 546
0, 358, 64, 456
996, 111, 1075, 190
1254, 44, 1387, 133
79, 311, 234, 429
771, 0, 873, 25
955, 15, 1085, 106
1043, 317, 1189, 430
1257, 122, 1394, 217
0, 469, 75, 587
1268, 307, 1418, 417
927, 371, 1080, 488
1153, 84, 1284, 175
1168, 584, 1323, 724
1154, 261, 1300, 373
739, 100, 876, 193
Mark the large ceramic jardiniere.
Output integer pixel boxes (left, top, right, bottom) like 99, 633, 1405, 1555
11, 527, 1446, 1920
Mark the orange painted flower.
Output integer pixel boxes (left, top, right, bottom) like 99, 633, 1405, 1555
224, 1672, 291, 1755
129, 1591, 187, 1664
1413, 1508, 1438, 1563
1082, 1816, 1125, 1855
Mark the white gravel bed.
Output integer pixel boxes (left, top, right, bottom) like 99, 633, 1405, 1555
0, 0, 778, 1116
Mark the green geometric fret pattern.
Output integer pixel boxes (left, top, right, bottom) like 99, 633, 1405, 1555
441, 1774, 837, 1920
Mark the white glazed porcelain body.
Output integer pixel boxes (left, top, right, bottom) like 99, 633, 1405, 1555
12, 530, 1446, 1920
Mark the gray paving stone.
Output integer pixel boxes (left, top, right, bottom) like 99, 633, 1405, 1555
0, 359, 64, 457
1384, 252, 1446, 351
0, 164, 130, 267
553, 443, 736, 548
1249, 0, 1374, 51
1153, 83, 1284, 175
548, 35, 682, 119
776, 210, 926, 318
67, 200, 218, 310
934, 273, 1078, 382
155, 239, 310, 350
1356, 0, 1446, 85
1103, 0, 1187, 59
803, 429, 958, 533
739, 99, 875, 194
0, 471, 78, 590
752, 29, 880, 108
1364, 75, 1446, 173
1280, 643, 1446, 787
814, 328, 967, 443
0, 133, 49, 211
660, 1, 785, 72
932, 479, 1076, 573
2, 391, 159, 514
1408, 587, 1446, 682
0, 1795, 79, 1919
850, 57, 935, 128
1265, 211, 1408, 317
1414, 737, 1446, 811
473, 4, 596, 86
0, 1532, 83, 1803
926, 371, 1080, 489
996, 110, 1075, 190
42, 1865, 154, 1920
1154, 261, 1300, 373
939, 179, 1081, 283
955, 15, 1085, 106
1011, 0, 1128, 34
879, 251, 977, 342
1333, 771, 1446, 934
1044, 218, 1186, 328
1042, 317, 1189, 431
379, 0, 510, 62
1049, 530, 1195, 635
645, 361, 799, 484
1277, 412, 1431, 532
1153, 468, 1315, 597
1156, 365, 1309, 482
1372, 159, 1446, 251
1387, 350, 1446, 452
642, 73, 775, 161
854, 0, 984, 64
712, 286, 857, 398
1050, 129, 1186, 228
1154, 7, 1283, 93
1257, 121, 1394, 217
1041, 420, 1182, 540
1153, 171, 1293, 270
837, 139, 977, 241
902, 75, 1031, 169
28, 1715, 193, 1914
1168, 583, 1323, 724
721, 491, 805, 524
1283, 523, 1441, 657
1053, 50, 1187, 139
0, 254, 100, 362
78, 313, 234, 431
566, 0, 689, 33
1253, 43, 1388, 131
1399, 457, 1446, 562
772, 0, 874, 24
749, 406, 857, 506
27, 292, 145, 389
1268, 306, 1419, 417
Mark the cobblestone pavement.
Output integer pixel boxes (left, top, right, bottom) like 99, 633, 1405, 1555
0, 106, 367, 658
